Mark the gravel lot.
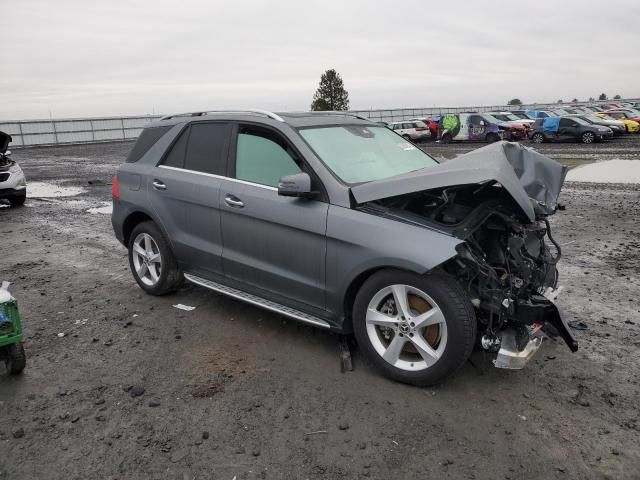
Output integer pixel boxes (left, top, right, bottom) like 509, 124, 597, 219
1, 137, 639, 479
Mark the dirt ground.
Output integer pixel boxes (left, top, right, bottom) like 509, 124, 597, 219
1, 137, 639, 480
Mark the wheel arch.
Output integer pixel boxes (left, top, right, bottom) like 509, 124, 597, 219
340, 262, 444, 333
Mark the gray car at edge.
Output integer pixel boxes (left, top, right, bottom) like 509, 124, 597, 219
111, 110, 577, 385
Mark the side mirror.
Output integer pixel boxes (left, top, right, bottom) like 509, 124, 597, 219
278, 172, 316, 199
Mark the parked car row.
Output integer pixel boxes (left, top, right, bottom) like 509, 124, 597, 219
379, 102, 640, 145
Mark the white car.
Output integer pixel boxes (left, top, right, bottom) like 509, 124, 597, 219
0, 132, 27, 207
388, 120, 432, 142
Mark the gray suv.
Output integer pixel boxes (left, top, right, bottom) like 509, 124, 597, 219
112, 110, 577, 385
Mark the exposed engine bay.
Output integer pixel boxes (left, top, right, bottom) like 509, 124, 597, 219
353, 142, 578, 368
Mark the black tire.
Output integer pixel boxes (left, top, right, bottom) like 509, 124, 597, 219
5, 342, 26, 374
352, 269, 476, 386
531, 132, 544, 144
128, 221, 183, 295
441, 133, 452, 144
8, 192, 26, 207
486, 133, 500, 143
581, 131, 595, 144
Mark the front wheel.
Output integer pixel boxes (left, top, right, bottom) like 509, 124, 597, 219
8, 192, 26, 207
441, 133, 452, 144
353, 270, 476, 386
128, 221, 183, 295
581, 131, 595, 144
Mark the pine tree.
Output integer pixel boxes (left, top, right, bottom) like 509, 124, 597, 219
311, 69, 350, 111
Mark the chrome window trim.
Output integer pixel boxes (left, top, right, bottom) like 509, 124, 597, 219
157, 165, 278, 191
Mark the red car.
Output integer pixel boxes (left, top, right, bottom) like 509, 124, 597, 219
411, 117, 441, 139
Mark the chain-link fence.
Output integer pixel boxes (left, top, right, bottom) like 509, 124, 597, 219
2, 99, 638, 147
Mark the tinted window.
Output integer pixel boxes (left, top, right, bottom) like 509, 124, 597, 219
162, 126, 189, 168
126, 126, 171, 163
469, 115, 484, 125
559, 118, 574, 127
236, 130, 300, 187
184, 123, 229, 175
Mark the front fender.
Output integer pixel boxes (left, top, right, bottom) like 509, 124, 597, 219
325, 205, 462, 316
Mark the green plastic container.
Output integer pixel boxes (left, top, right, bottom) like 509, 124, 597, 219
0, 283, 26, 374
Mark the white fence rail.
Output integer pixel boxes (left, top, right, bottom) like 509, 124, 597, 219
2, 99, 637, 147
0, 115, 162, 147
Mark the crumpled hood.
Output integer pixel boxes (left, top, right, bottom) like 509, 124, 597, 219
351, 141, 568, 222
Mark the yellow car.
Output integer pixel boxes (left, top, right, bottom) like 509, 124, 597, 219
594, 112, 640, 133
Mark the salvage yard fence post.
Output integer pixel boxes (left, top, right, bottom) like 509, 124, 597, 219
1, 98, 638, 148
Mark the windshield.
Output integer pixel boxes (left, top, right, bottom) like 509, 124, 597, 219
299, 125, 438, 184
482, 114, 503, 123
572, 117, 590, 126
512, 112, 528, 120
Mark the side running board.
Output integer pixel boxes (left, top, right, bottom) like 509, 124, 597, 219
184, 273, 331, 329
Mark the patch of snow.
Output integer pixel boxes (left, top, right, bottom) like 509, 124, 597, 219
87, 202, 113, 214
566, 159, 640, 184
27, 182, 86, 197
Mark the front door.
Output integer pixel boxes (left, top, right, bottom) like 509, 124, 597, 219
557, 118, 578, 141
148, 122, 231, 277
220, 125, 328, 310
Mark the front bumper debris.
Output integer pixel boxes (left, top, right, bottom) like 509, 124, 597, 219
494, 328, 543, 369
493, 286, 578, 370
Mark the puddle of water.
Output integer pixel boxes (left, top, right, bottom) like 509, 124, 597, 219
27, 182, 86, 198
566, 159, 640, 183
87, 202, 113, 214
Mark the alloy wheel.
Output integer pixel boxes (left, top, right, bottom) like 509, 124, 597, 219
365, 284, 448, 371
132, 233, 162, 286
582, 132, 595, 144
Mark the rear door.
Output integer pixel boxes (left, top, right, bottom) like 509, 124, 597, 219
468, 115, 486, 140
148, 122, 231, 277
220, 124, 329, 310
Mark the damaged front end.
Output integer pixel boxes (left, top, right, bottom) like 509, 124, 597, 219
353, 142, 578, 369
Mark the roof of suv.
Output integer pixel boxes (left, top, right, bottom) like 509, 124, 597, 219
150, 110, 373, 129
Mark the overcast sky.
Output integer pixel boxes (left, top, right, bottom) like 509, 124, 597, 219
2, 0, 639, 120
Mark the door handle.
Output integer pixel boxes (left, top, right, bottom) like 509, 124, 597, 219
152, 180, 167, 191
224, 195, 244, 208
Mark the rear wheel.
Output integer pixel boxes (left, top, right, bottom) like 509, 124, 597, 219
128, 221, 183, 295
5, 342, 26, 374
441, 133, 452, 144
8, 192, 26, 207
581, 131, 595, 144
531, 132, 544, 144
353, 270, 476, 386
486, 133, 500, 143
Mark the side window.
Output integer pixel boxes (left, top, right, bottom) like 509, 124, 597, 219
162, 126, 189, 168
469, 115, 483, 125
235, 129, 301, 188
184, 123, 229, 175
559, 118, 573, 128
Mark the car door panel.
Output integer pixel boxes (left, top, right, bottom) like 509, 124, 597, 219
219, 126, 328, 310
220, 180, 328, 309
147, 122, 230, 277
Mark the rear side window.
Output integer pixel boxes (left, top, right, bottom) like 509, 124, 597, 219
126, 126, 171, 163
235, 129, 301, 187
184, 123, 229, 175
162, 126, 189, 168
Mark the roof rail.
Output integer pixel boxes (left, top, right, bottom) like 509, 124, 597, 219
303, 111, 371, 122
159, 110, 285, 122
